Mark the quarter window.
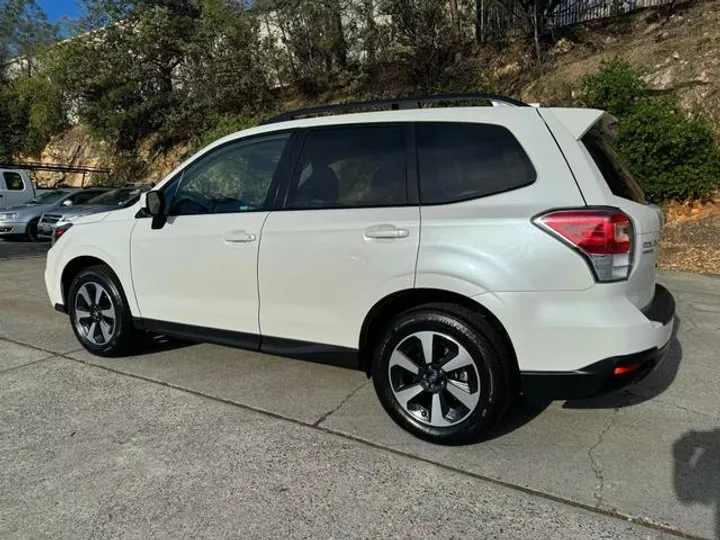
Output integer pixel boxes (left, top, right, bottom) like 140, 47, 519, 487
3, 172, 25, 191
287, 125, 407, 209
169, 133, 290, 216
416, 122, 536, 204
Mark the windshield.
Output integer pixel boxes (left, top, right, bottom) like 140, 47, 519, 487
28, 190, 70, 205
86, 187, 144, 206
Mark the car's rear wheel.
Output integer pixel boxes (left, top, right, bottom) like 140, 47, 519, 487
26, 218, 40, 243
372, 304, 513, 444
68, 265, 137, 357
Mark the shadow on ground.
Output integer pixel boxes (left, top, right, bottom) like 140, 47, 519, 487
674, 428, 720, 540
563, 316, 683, 410
128, 333, 195, 357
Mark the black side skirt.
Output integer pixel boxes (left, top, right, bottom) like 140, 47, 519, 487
133, 318, 360, 370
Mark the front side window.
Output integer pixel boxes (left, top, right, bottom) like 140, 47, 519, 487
3, 172, 25, 191
417, 122, 536, 204
169, 133, 290, 216
287, 125, 407, 209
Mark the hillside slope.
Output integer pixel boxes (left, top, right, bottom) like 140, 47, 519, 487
31, 0, 720, 274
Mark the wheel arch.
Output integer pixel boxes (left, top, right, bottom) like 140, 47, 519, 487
359, 288, 519, 380
61, 255, 116, 307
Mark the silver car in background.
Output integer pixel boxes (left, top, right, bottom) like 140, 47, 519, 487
0, 188, 110, 242
40, 186, 149, 243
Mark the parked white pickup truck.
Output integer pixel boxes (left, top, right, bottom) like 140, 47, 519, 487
0, 168, 44, 208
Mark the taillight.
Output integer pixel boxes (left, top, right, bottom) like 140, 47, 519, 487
534, 209, 633, 282
52, 223, 73, 245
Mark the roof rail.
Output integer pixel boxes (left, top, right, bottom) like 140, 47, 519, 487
262, 93, 529, 125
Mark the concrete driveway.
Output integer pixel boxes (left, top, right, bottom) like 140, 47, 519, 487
1, 246, 719, 539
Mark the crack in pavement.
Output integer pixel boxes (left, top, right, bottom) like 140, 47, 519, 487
2, 335, 712, 540
313, 379, 372, 427
588, 413, 615, 508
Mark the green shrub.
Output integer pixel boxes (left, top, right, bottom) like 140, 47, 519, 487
582, 57, 647, 117
581, 57, 720, 201
617, 100, 720, 201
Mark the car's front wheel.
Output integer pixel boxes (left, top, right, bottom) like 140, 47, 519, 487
68, 265, 137, 357
372, 304, 513, 444
26, 218, 41, 243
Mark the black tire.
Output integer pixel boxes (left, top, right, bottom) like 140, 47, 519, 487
68, 265, 137, 357
372, 303, 514, 445
26, 218, 41, 243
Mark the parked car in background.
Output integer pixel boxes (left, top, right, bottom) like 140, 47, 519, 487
39, 186, 149, 243
0, 168, 44, 209
0, 188, 111, 242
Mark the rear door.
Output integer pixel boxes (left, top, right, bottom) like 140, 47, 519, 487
258, 123, 419, 354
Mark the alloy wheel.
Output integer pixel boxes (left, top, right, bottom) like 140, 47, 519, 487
74, 282, 116, 346
388, 331, 481, 427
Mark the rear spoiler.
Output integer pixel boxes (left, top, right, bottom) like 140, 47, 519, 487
538, 108, 619, 140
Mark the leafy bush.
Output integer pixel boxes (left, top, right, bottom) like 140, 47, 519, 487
582, 57, 647, 117
582, 57, 720, 201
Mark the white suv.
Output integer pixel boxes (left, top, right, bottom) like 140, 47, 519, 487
45, 94, 675, 444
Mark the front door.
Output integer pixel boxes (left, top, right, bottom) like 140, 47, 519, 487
130, 132, 292, 340
258, 124, 420, 353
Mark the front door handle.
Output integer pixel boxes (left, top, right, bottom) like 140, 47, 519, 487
364, 224, 410, 240
224, 230, 257, 243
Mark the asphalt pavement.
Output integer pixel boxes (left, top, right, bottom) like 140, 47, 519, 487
1, 249, 719, 539
0, 238, 49, 260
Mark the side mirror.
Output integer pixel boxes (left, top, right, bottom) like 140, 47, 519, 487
146, 191, 167, 230
62, 200, 73, 206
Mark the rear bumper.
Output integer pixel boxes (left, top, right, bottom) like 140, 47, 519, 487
520, 284, 675, 400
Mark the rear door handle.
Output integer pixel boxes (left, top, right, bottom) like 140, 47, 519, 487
224, 230, 257, 243
364, 224, 410, 239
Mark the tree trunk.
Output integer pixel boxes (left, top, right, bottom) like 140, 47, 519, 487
329, 0, 347, 70
363, 0, 376, 63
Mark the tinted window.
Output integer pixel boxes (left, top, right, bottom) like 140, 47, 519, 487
3, 172, 25, 191
70, 190, 108, 204
416, 123, 535, 204
170, 133, 289, 216
287, 125, 407, 209
582, 128, 645, 203
87, 187, 145, 206
29, 190, 69, 204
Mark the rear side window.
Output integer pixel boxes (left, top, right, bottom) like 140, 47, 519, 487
416, 122, 535, 204
582, 129, 645, 203
3, 172, 25, 191
287, 125, 407, 209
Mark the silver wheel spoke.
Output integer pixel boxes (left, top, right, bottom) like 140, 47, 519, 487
389, 349, 420, 375
99, 320, 112, 342
75, 308, 91, 319
430, 393, 451, 427
78, 286, 92, 308
87, 322, 97, 342
94, 284, 104, 305
394, 383, 424, 408
101, 308, 115, 319
446, 380, 479, 410
441, 349, 473, 373
419, 332, 434, 364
